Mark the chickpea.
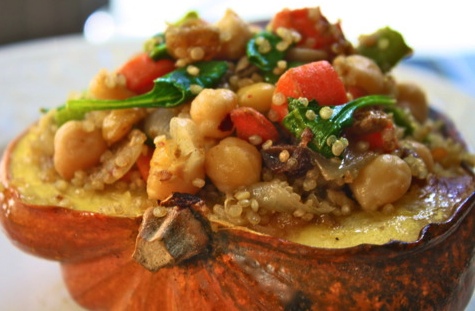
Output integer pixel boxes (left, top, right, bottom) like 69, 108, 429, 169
190, 88, 238, 139
404, 140, 434, 171
147, 118, 205, 200
350, 154, 412, 211
333, 55, 385, 95
215, 9, 253, 60
397, 82, 429, 123
89, 69, 136, 100
237, 82, 275, 113
205, 137, 262, 193
54, 120, 108, 180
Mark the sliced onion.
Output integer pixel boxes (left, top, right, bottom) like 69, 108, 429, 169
313, 147, 377, 181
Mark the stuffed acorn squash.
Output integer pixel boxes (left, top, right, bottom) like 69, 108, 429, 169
1, 6, 474, 311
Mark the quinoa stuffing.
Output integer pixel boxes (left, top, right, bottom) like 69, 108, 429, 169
17, 7, 475, 240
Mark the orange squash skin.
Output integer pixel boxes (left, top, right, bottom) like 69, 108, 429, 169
0, 140, 141, 262
58, 194, 474, 311
1, 130, 475, 311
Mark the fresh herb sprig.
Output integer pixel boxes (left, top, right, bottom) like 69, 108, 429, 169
282, 95, 397, 158
357, 27, 413, 73
55, 60, 229, 125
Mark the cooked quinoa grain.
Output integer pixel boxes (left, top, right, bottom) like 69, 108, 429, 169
20, 6, 475, 237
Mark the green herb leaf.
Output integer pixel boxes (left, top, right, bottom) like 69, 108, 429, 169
283, 95, 397, 158
262, 61, 305, 84
56, 61, 229, 125
145, 33, 170, 60
247, 31, 289, 72
357, 27, 413, 73
385, 105, 416, 135
174, 11, 200, 26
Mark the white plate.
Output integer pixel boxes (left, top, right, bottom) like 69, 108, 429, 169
0, 36, 474, 310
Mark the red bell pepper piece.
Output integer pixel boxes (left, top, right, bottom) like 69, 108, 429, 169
270, 7, 347, 51
358, 124, 396, 152
271, 60, 348, 121
118, 53, 175, 94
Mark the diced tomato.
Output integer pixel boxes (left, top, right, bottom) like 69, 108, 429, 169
117, 53, 175, 94
271, 60, 348, 121
230, 107, 279, 144
358, 124, 396, 152
136, 146, 153, 181
270, 7, 346, 51
360, 131, 385, 150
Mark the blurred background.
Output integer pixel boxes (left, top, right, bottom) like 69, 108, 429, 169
1, 0, 474, 96
0, 0, 108, 45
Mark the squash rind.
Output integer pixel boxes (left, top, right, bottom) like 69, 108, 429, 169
57, 192, 475, 310
1, 115, 475, 310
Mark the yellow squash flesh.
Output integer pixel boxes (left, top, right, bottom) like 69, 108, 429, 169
1, 121, 475, 310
